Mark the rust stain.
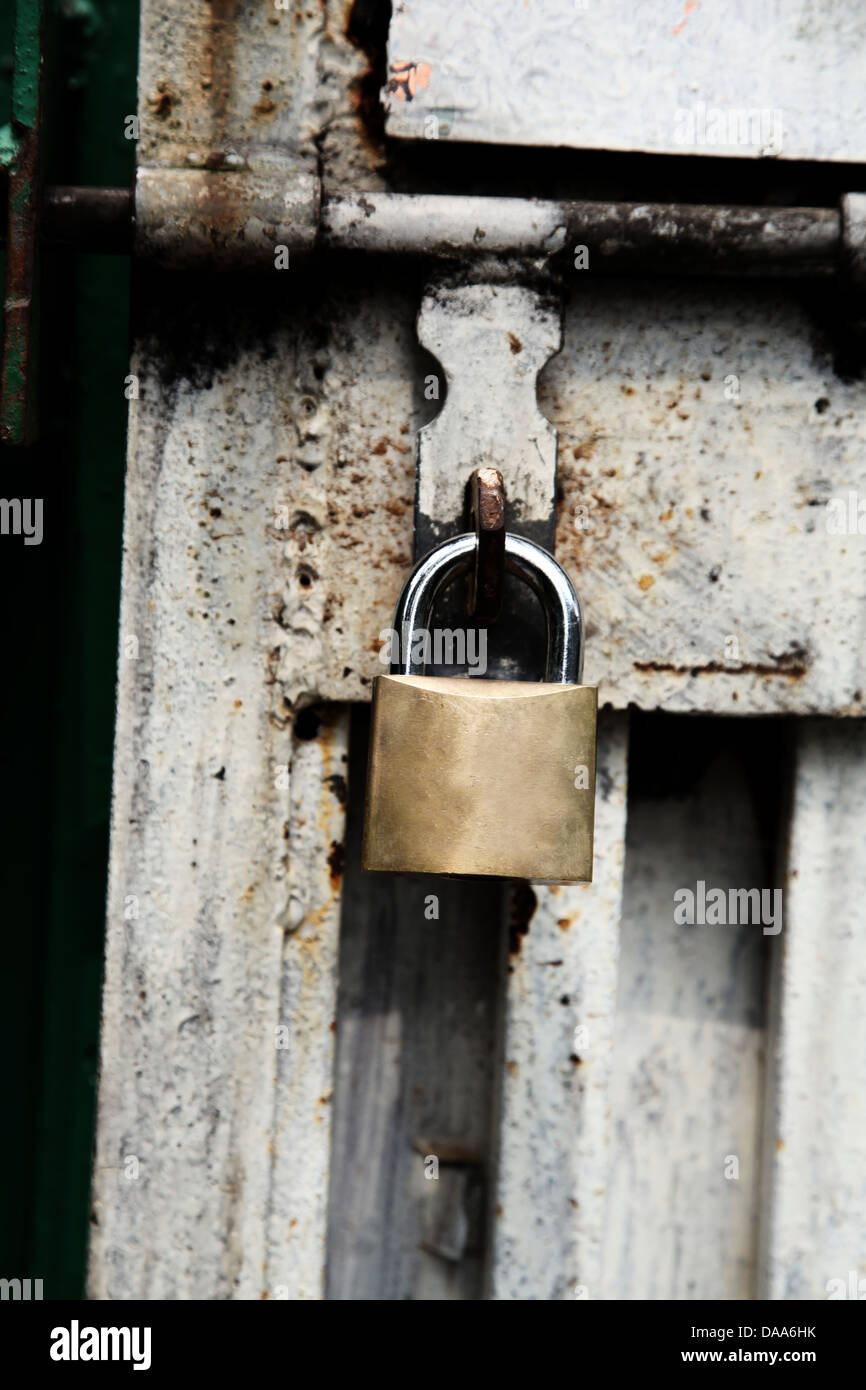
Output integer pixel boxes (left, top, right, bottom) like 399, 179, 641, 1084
345, 0, 389, 166
197, 0, 239, 149
411, 1136, 483, 1164
638, 574, 655, 591
148, 82, 177, 119
573, 440, 599, 461
326, 831, 345, 886
324, 773, 348, 807
509, 882, 537, 956
253, 79, 278, 119
634, 649, 808, 679
507, 332, 523, 354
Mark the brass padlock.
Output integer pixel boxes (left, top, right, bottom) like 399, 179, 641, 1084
362, 531, 597, 882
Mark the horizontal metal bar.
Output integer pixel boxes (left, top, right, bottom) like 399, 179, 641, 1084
322, 194, 843, 278
134, 165, 320, 270
42, 186, 134, 254
5, 179, 864, 280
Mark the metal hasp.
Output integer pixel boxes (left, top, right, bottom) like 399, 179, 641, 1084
414, 279, 562, 681
364, 532, 596, 882
1, 0, 44, 445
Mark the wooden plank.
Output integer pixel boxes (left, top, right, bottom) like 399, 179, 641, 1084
385, 0, 866, 163
266, 709, 349, 1301
87, 309, 350, 1297
107, 275, 866, 721
599, 716, 776, 1300
89, 0, 390, 1299
327, 710, 505, 1301
490, 710, 629, 1300
761, 721, 866, 1301
548, 279, 866, 717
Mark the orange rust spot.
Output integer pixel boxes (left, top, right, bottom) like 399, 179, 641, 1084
659, 508, 674, 522
620, 384, 635, 396
573, 439, 599, 461
148, 82, 177, 119
557, 917, 572, 931
506, 1061, 519, 1077
254, 78, 278, 119
672, 1, 699, 36
508, 332, 523, 354
233, 699, 243, 708
638, 574, 655, 591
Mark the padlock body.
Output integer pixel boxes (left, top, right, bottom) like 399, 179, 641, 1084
362, 675, 597, 882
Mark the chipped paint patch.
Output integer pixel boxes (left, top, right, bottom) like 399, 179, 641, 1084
387, 59, 431, 101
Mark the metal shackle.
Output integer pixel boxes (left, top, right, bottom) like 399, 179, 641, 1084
390, 532, 585, 683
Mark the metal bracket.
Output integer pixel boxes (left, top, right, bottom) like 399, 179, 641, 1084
413, 277, 562, 679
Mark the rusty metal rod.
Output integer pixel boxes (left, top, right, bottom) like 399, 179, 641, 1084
5, 183, 863, 279
322, 194, 844, 277
42, 185, 134, 254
